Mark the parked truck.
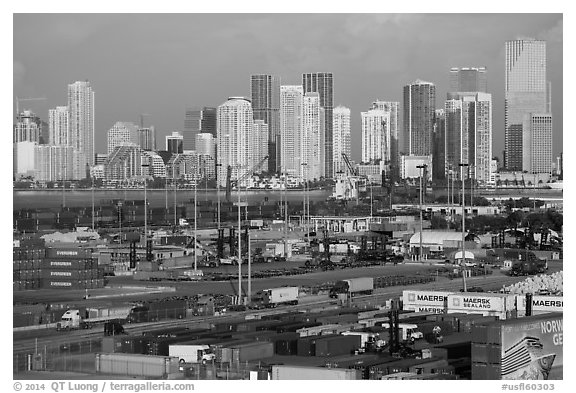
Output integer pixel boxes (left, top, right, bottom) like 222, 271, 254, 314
508, 259, 547, 276
251, 286, 299, 309
58, 306, 133, 330
329, 277, 374, 298
169, 344, 216, 364
380, 323, 424, 342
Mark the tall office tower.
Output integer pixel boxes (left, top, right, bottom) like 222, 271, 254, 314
302, 92, 325, 181
333, 106, 351, 175
522, 113, 552, 174
195, 132, 216, 158
505, 39, 548, 171
403, 80, 436, 156
444, 92, 493, 184
14, 110, 41, 143
371, 101, 400, 180
68, 80, 95, 165
48, 107, 69, 146
138, 126, 156, 151
183, 107, 217, 152
302, 72, 334, 178
165, 132, 184, 154
361, 106, 390, 164
251, 74, 280, 173
216, 97, 254, 186
280, 85, 304, 177
106, 122, 139, 155
39, 120, 49, 145
449, 67, 488, 92
251, 120, 269, 170
432, 109, 446, 181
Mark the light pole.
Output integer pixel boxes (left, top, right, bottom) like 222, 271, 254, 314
459, 162, 469, 292
236, 165, 242, 301
173, 175, 177, 227
142, 163, 150, 247
216, 163, 222, 230
301, 163, 308, 237
194, 166, 198, 272
370, 180, 373, 219
417, 164, 427, 262
91, 176, 95, 231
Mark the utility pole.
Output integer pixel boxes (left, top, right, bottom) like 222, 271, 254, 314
417, 164, 427, 262
459, 163, 469, 292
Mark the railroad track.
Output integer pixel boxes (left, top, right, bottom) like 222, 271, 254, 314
13, 273, 525, 355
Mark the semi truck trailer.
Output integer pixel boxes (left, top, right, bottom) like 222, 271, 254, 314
251, 286, 299, 309
329, 277, 374, 298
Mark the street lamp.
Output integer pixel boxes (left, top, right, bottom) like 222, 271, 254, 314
215, 163, 222, 230
301, 162, 308, 236
141, 163, 150, 247
91, 176, 95, 231
459, 162, 469, 292
194, 164, 198, 272
237, 166, 242, 302
416, 164, 428, 262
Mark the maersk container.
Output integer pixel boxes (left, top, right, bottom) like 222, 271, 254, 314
515, 295, 563, 316
95, 353, 180, 378
447, 293, 516, 318
402, 290, 454, 309
271, 365, 360, 380
314, 335, 361, 357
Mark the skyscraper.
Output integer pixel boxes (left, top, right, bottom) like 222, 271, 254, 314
371, 101, 400, 180
251, 74, 280, 173
251, 120, 269, 171
303, 92, 324, 181
361, 106, 390, 164
303, 72, 334, 178
444, 92, 493, 184
216, 97, 253, 186
184, 107, 217, 152
67, 80, 94, 166
432, 109, 446, 181
48, 106, 69, 146
522, 113, 552, 174
14, 110, 41, 143
403, 80, 436, 156
138, 126, 156, 151
106, 122, 139, 156
195, 132, 215, 158
505, 39, 548, 171
165, 132, 184, 155
333, 106, 351, 175
449, 67, 488, 93
280, 85, 304, 177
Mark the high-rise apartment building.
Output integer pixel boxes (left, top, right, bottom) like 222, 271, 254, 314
333, 106, 351, 175
48, 106, 69, 146
280, 85, 304, 177
67, 81, 94, 166
303, 72, 334, 178
371, 101, 400, 180
302, 92, 324, 181
34, 145, 84, 181
184, 107, 217, 152
444, 92, 493, 184
523, 113, 552, 174
403, 80, 436, 156
165, 132, 184, 155
195, 132, 215, 158
432, 109, 446, 181
14, 110, 41, 143
106, 122, 139, 156
251, 75, 280, 173
216, 97, 253, 186
449, 67, 488, 93
138, 126, 156, 151
361, 107, 390, 165
505, 39, 549, 171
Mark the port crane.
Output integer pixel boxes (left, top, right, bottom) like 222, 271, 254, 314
225, 156, 269, 203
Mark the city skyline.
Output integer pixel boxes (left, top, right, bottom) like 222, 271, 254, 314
13, 14, 563, 163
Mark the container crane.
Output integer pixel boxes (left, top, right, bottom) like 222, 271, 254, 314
225, 156, 269, 203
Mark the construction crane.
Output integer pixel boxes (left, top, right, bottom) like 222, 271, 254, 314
15, 96, 46, 118
342, 153, 358, 176
225, 156, 269, 203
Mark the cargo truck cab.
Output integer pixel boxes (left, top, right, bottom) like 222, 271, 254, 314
58, 309, 85, 330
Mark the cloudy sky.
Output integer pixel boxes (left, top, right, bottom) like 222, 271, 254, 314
13, 13, 563, 162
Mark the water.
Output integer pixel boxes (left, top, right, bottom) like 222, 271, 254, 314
13, 189, 332, 210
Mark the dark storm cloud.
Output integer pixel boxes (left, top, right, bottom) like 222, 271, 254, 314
13, 13, 563, 160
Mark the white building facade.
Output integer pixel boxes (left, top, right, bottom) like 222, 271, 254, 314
332, 105, 351, 175
107, 122, 139, 156
48, 106, 69, 146
303, 92, 325, 181
280, 85, 304, 178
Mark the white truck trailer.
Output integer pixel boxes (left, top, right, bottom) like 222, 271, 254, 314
169, 344, 216, 364
251, 286, 299, 308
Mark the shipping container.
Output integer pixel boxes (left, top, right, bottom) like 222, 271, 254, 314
41, 259, 96, 270
515, 295, 563, 316
314, 335, 361, 357
230, 341, 274, 362
447, 293, 516, 318
271, 365, 360, 380
95, 353, 181, 378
